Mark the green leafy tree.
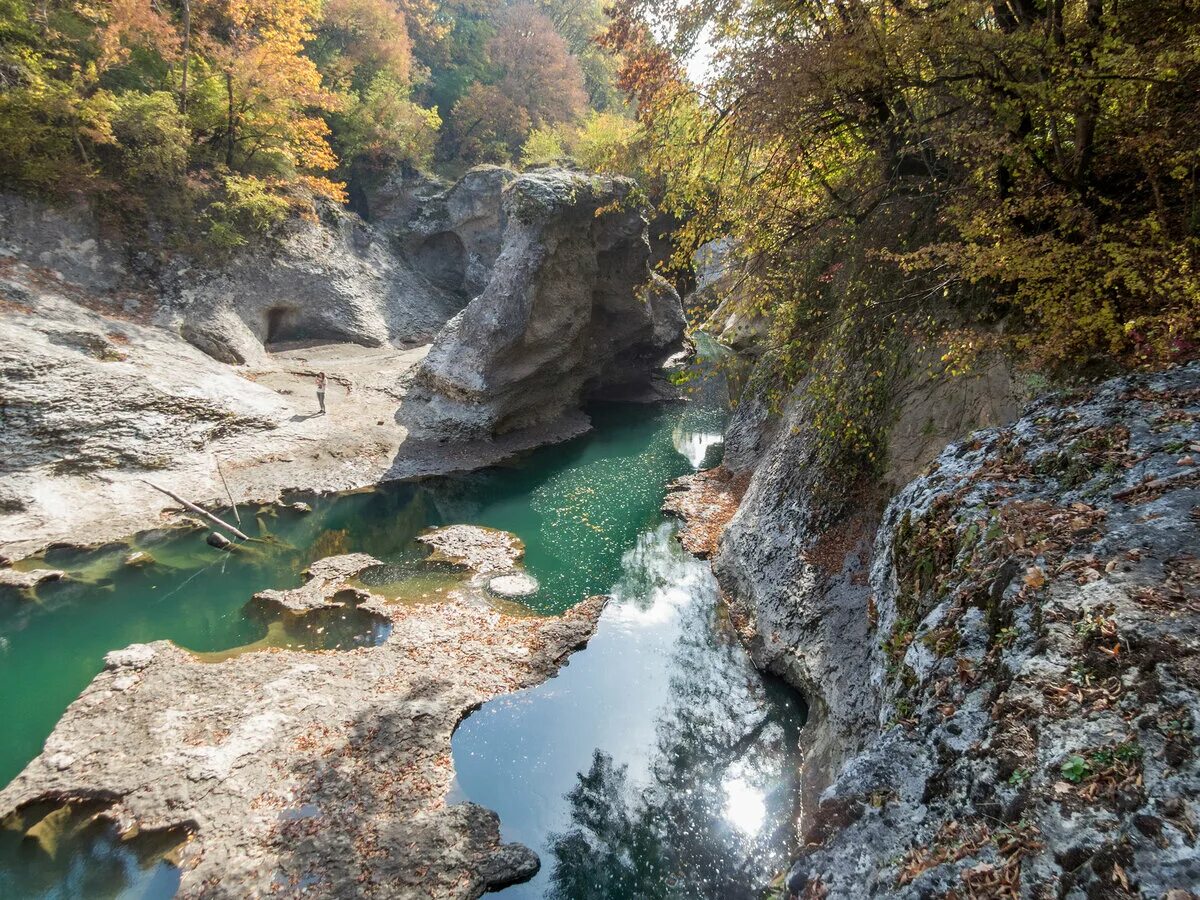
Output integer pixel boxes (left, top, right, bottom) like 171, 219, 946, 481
520, 125, 567, 167
339, 72, 441, 170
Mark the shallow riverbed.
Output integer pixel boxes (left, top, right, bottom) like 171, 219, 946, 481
1, 377, 804, 898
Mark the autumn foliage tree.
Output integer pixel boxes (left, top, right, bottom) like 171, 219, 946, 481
488, 4, 585, 129
189, 0, 341, 186
0, 0, 635, 240
445, 4, 586, 163
0, 0, 453, 241
606, 0, 1200, 376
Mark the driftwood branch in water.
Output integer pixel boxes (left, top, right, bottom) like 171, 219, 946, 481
141, 480, 252, 542
213, 456, 241, 525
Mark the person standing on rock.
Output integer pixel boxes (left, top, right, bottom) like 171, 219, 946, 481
316, 372, 327, 415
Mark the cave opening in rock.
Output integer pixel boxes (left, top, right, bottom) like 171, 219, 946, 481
414, 231, 466, 295
264, 306, 295, 345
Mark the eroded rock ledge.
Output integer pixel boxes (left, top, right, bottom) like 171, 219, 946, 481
0, 551, 607, 898
417, 525, 524, 574
252, 553, 386, 614
662, 466, 749, 559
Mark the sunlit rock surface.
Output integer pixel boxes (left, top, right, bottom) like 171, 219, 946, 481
251, 553, 385, 613
417, 525, 524, 574
0, 563, 607, 897
1, 165, 682, 560
169, 198, 462, 366
399, 168, 686, 446
701, 364, 1200, 897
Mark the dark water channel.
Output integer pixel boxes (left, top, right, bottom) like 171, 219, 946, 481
0, 364, 805, 898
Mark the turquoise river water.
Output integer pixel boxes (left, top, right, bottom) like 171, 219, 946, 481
0, 379, 806, 898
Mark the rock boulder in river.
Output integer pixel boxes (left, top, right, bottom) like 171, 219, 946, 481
399, 168, 686, 445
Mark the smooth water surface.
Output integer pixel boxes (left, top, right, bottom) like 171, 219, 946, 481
451, 523, 806, 899
0, 800, 184, 899
0, 401, 723, 788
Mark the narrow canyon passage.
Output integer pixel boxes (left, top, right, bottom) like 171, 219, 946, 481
0, 369, 807, 897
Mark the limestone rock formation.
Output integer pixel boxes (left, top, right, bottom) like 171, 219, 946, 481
250, 553, 384, 614
679, 363, 1200, 896
0, 191, 461, 368
0, 570, 608, 897
417, 525, 543, 605
0, 566, 65, 595
399, 168, 686, 445
168, 199, 462, 366
1, 167, 684, 557
0, 193, 128, 291
782, 363, 1200, 897
0, 276, 281, 475
710, 357, 1021, 789
367, 166, 516, 301
690, 237, 767, 355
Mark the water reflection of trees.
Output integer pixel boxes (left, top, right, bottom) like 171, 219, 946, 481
549, 527, 805, 899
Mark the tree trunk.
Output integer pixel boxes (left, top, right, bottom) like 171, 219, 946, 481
1072, 0, 1104, 189
225, 72, 236, 168
179, 0, 191, 114
1050, 0, 1065, 46
141, 480, 252, 542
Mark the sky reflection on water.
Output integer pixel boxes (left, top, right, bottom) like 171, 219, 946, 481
451, 520, 807, 900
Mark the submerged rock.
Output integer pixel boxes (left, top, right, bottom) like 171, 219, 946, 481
206, 532, 232, 551
399, 168, 686, 446
122, 550, 154, 568
0, 566, 65, 594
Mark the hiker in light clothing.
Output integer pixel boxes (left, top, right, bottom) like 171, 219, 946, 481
316, 372, 327, 414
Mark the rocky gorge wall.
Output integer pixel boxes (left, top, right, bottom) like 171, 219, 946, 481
0, 166, 684, 560
0, 190, 463, 366
711, 356, 1022, 788
694, 357, 1200, 897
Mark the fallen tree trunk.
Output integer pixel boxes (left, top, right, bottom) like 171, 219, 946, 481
141, 480, 252, 542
